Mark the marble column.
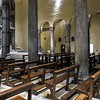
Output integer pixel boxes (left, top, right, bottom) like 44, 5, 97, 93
38, 29, 41, 53
50, 27, 54, 54
28, 0, 38, 61
2, 0, 10, 58
66, 24, 71, 53
9, 0, 15, 49
74, 0, 89, 79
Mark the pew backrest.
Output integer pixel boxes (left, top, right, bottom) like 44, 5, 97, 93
45, 65, 79, 98
0, 82, 33, 100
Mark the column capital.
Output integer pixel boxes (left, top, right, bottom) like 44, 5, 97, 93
38, 29, 41, 34
49, 27, 54, 31
66, 24, 71, 30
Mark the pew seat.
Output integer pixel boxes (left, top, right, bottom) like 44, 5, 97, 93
10, 95, 26, 100
61, 89, 77, 100
0, 82, 33, 100
32, 84, 46, 95
45, 65, 79, 99
61, 70, 100, 100
21, 69, 55, 80
75, 94, 87, 100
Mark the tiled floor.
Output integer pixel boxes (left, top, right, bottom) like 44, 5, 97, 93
0, 74, 99, 100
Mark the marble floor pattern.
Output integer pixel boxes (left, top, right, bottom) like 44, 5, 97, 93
0, 76, 99, 100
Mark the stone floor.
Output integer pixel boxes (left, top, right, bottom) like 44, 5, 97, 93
0, 76, 99, 100
0, 52, 99, 100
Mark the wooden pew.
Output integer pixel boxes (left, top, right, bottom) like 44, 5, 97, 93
61, 89, 77, 100
21, 62, 57, 82
45, 65, 79, 99
75, 70, 100, 100
75, 94, 87, 100
0, 59, 25, 72
1, 61, 39, 87
0, 82, 33, 100
90, 70, 100, 99
0, 58, 15, 62
21, 62, 57, 94
0, 58, 15, 72
0, 59, 25, 86
61, 70, 100, 100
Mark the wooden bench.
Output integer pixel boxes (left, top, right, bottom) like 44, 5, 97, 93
61, 80, 93, 100
75, 70, 100, 100
0, 58, 15, 71
45, 65, 79, 99
21, 62, 57, 82
75, 94, 87, 100
0, 82, 33, 100
0, 58, 14, 61
0, 59, 25, 86
21, 62, 57, 94
1, 61, 39, 86
0, 59, 25, 72
90, 70, 100, 99
61, 70, 100, 100
61, 89, 77, 100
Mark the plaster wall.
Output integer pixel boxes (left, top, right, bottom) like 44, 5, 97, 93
90, 15, 100, 53
15, 0, 23, 50
15, 0, 28, 50
14, 1, 100, 53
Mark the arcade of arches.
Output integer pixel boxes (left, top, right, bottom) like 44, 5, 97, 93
0, 0, 100, 100
15, 0, 100, 78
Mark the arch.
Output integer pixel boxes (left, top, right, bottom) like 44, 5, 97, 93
40, 22, 51, 53
40, 22, 50, 31
89, 11, 100, 53
89, 11, 100, 22
53, 18, 66, 53
68, 16, 74, 25
53, 18, 66, 28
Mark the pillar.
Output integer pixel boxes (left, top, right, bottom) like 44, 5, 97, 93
50, 27, 54, 54
9, 0, 15, 49
74, 0, 89, 79
38, 29, 41, 53
2, 0, 10, 58
28, 0, 38, 61
66, 24, 71, 53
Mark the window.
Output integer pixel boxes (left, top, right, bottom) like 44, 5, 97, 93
90, 44, 93, 53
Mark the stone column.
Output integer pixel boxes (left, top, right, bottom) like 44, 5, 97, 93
9, 0, 15, 49
28, 0, 38, 61
66, 24, 71, 53
50, 27, 54, 54
74, 0, 89, 79
2, 0, 10, 58
38, 29, 41, 53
